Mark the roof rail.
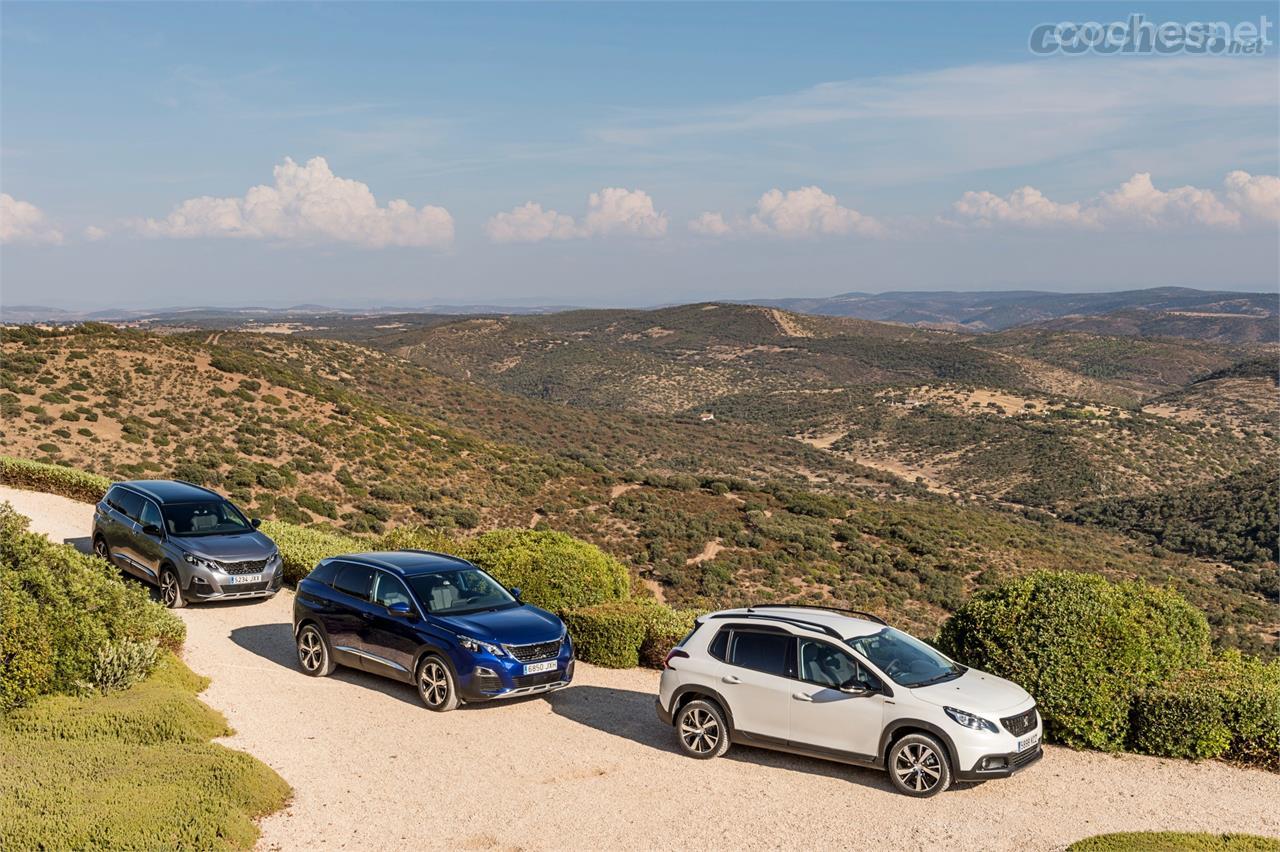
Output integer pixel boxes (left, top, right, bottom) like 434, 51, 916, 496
706, 611, 843, 640
748, 603, 887, 626
401, 548, 471, 563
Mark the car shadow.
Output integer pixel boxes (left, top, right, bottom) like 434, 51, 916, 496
63, 535, 93, 555
546, 685, 896, 791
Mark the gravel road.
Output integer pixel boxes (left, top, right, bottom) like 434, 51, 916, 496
5, 485, 1279, 851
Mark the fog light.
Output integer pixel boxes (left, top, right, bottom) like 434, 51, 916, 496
982, 757, 1008, 770
475, 667, 497, 678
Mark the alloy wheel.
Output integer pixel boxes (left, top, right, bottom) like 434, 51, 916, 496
420, 660, 450, 707
94, 538, 109, 560
298, 629, 323, 672
160, 572, 179, 607
679, 707, 720, 754
893, 742, 942, 793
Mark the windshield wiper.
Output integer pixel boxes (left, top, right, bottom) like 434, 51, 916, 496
913, 668, 966, 687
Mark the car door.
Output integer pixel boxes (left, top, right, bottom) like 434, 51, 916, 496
359, 571, 420, 680
134, 498, 166, 577
326, 562, 376, 668
109, 489, 149, 579
789, 637, 886, 760
718, 627, 794, 743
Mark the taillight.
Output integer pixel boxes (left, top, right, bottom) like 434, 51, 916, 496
664, 648, 690, 669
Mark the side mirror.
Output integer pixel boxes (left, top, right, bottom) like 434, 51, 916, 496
510, 587, 523, 600
141, 524, 164, 538
250, 518, 262, 529
839, 679, 875, 697
388, 601, 414, 618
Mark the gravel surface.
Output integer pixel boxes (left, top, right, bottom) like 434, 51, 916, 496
5, 485, 1279, 851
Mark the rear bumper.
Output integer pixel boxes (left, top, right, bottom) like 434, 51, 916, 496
956, 745, 1043, 781
655, 696, 673, 726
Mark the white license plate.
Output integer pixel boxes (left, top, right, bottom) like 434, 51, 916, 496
1017, 733, 1041, 752
523, 660, 558, 675
229, 574, 262, 585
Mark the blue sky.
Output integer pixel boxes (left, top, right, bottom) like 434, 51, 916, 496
2, 1, 1277, 309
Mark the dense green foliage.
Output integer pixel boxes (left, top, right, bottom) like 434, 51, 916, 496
1071, 465, 1279, 570
0, 653, 290, 850
937, 571, 1211, 750
0, 505, 184, 711
561, 598, 700, 668
1068, 833, 1280, 851
260, 519, 364, 585
461, 529, 630, 613
0, 455, 111, 502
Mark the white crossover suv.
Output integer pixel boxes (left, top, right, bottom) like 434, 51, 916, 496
656, 605, 1042, 797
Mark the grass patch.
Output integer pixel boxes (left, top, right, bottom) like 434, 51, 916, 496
1068, 832, 1280, 851
0, 653, 290, 850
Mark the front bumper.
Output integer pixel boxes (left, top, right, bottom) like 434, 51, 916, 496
186, 564, 284, 602
956, 744, 1044, 781
458, 655, 576, 702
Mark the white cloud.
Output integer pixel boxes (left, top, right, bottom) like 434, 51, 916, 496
486, 187, 667, 243
951, 171, 1279, 230
0, 194, 64, 244
688, 211, 730, 236
83, 225, 108, 242
138, 156, 454, 248
692, 187, 885, 238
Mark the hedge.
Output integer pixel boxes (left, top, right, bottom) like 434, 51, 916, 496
1131, 651, 1280, 770
0, 505, 185, 712
937, 571, 1211, 751
259, 520, 364, 585
563, 599, 700, 669
460, 529, 630, 614
0, 455, 111, 503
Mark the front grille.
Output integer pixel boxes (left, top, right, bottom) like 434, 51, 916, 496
504, 638, 562, 662
1001, 706, 1038, 737
218, 558, 269, 576
514, 670, 562, 689
1011, 745, 1041, 767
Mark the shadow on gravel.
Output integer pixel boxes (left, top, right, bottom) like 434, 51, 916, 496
547, 686, 896, 792
63, 535, 93, 554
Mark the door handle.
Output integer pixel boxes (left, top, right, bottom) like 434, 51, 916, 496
792, 692, 814, 702
359, 612, 373, 620
721, 675, 740, 685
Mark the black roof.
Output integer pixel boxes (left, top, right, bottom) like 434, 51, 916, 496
117, 479, 221, 503
333, 550, 475, 576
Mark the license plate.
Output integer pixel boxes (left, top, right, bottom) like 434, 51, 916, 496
523, 660, 558, 675
1017, 733, 1040, 752
229, 574, 262, 585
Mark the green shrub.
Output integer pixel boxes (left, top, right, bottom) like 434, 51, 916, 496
258, 520, 363, 585
563, 601, 651, 668
0, 506, 184, 712
0, 455, 112, 503
638, 603, 700, 668
461, 529, 629, 613
1131, 651, 1280, 769
91, 638, 162, 694
374, 524, 462, 556
936, 571, 1210, 750
1068, 833, 1280, 851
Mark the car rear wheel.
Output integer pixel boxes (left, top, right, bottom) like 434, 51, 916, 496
159, 566, 186, 609
417, 655, 459, 712
675, 699, 730, 759
93, 535, 111, 562
888, 733, 952, 797
296, 624, 335, 677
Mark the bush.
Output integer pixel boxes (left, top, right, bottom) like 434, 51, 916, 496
258, 520, 364, 585
0, 506, 184, 711
1067, 833, 1280, 851
936, 571, 1211, 751
564, 599, 701, 669
1131, 651, 1280, 769
460, 529, 630, 613
0, 455, 111, 503
373, 524, 461, 556
638, 603, 700, 668
91, 638, 162, 694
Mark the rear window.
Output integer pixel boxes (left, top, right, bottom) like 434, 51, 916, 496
707, 627, 729, 660
307, 561, 340, 586
109, 488, 145, 522
333, 564, 374, 601
728, 630, 793, 677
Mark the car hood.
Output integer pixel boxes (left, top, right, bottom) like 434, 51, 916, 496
908, 669, 1032, 714
172, 531, 277, 562
435, 604, 564, 646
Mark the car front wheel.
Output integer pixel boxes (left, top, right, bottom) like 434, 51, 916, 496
888, 733, 952, 797
416, 655, 460, 712
675, 698, 731, 759
159, 566, 186, 609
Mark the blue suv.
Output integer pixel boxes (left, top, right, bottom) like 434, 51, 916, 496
292, 550, 574, 710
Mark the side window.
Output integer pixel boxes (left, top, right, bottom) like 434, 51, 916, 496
138, 500, 163, 531
307, 561, 340, 586
371, 572, 413, 611
707, 628, 729, 660
333, 564, 374, 601
114, 490, 145, 522
728, 630, 794, 677
799, 638, 875, 689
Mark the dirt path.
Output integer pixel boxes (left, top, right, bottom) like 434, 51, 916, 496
686, 538, 725, 566
4, 485, 1280, 851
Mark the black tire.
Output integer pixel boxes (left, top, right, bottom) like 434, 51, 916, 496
416, 655, 460, 712
674, 698, 731, 760
159, 565, 186, 609
93, 535, 111, 563
887, 733, 953, 797
296, 624, 335, 677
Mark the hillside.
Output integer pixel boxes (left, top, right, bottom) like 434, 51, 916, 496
3, 322, 1276, 653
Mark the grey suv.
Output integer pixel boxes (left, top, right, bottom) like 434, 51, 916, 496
92, 480, 283, 608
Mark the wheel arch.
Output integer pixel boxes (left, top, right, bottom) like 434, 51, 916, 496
670, 684, 737, 735
879, 719, 960, 771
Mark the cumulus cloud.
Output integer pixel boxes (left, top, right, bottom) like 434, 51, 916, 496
486, 187, 667, 243
138, 156, 454, 248
952, 171, 1278, 230
690, 186, 885, 238
0, 194, 64, 244
83, 225, 108, 242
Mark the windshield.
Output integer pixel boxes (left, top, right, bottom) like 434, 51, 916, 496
847, 627, 965, 687
407, 568, 517, 616
163, 500, 253, 537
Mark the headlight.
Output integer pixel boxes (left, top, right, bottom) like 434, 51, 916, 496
456, 634, 504, 656
183, 553, 213, 569
944, 706, 998, 733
